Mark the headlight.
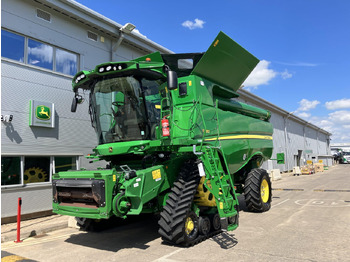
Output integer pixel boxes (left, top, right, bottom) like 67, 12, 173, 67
74, 73, 86, 84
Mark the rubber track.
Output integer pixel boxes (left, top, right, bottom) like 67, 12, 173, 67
244, 168, 270, 212
158, 160, 202, 245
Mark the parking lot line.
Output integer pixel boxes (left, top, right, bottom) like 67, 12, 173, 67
272, 199, 290, 208
154, 248, 182, 262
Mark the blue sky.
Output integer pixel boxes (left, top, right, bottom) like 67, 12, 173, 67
76, 0, 350, 143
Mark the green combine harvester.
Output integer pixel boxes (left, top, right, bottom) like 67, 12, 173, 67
52, 32, 274, 246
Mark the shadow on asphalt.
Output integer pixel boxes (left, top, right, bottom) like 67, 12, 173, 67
65, 214, 159, 252
65, 213, 239, 251
210, 232, 238, 249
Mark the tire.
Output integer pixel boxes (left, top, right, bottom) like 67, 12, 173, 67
244, 168, 272, 212
158, 160, 201, 245
210, 213, 221, 231
198, 216, 211, 236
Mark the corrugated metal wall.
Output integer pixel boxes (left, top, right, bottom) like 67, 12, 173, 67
239, 97, 331, 172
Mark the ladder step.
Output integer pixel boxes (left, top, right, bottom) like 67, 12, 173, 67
227, 223, 238, 231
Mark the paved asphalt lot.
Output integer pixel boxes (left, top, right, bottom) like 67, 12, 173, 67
2, 164, 350, 262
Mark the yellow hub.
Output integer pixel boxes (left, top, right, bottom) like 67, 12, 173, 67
260, 179, 269, 203
194, 177, 217, 207
185, 217, 194, 235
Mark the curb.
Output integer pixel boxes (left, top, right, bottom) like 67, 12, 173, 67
1, 221, 68, 243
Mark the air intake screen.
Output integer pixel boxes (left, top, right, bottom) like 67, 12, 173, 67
87, 31, 98, 41
36, 9, 51, 22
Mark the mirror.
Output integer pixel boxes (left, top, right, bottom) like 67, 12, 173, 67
71, 96, 78, 112
167, 70, 178, 90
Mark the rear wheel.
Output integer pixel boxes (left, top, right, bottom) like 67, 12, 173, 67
244, 168, 272, 212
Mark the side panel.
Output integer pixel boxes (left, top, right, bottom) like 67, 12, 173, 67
197, 106, 273, 174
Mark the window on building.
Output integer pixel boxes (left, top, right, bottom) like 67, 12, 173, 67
24, 156, 50, 184
1, 30, 25, 62
54, 156, 76, 173
1, 29, 78, 76
28, 39, 53, 70
1, 157, 21, 186
1, 155, 80, 187
56, 49, 78, 76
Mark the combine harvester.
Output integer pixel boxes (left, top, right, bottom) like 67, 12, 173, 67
52, 32, 274, 246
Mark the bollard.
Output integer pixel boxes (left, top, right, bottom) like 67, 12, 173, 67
14, 197, 23, 243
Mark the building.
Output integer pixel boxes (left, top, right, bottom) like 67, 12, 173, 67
331, 143, 350, 152
1, 0, 332, 221
1, 0, 173, 222
237, 90, 332, 171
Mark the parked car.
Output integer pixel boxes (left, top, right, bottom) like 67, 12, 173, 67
342, 151, 350, 164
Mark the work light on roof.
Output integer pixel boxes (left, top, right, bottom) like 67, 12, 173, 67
120, 23, 136, 34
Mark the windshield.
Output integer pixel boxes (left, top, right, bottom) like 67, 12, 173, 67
90, 76, 164, 144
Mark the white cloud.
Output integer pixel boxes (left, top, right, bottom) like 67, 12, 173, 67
317, 119, 335, 132
328, 110, 350, 124
325, 98, 350, 110
243, 61, 293, 91
243, 60, 277, 90
276, 61, 319, 67
280, 69, 292, 80
304, 111, 350, 143
182, 19, 205, 30
296, 112, 311, 119
297, 99, 320, 111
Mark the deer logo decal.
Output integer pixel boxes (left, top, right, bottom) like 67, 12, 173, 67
35, 105, 51, 120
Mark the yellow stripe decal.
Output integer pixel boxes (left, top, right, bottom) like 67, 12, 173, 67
205, 135, 272, 141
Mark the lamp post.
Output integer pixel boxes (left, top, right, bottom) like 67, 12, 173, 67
111, 23, 136, 61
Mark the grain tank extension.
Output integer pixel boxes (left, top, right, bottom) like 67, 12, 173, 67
52, 32, 273, 246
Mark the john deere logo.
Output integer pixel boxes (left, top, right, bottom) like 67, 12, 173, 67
35, 106, 51, 120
